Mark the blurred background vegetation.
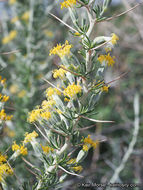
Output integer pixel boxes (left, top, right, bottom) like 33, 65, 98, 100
0, 0, 142, 189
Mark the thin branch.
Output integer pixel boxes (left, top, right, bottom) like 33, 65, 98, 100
104, 2, 143, 22
34, 123, 50, 144
80, 115, 114, 123
91, 39, 111, 51
109, 94, 140, 184
42, 78, 63, 93
106, 71, 129, 85
0, 49, 20, 55
48, 12, 78, 33
25, 166, 38, 177
78, 124, 96, 131
58, 165, 84, 178
22, 157, 40, 172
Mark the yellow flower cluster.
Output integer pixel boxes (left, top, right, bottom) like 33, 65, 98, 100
53, 66, 67, 79
0, 154, 7, 164
2, 30, 17, 44
111, 33, 119, 45
67, 158, 76, 164
0, 153, 13, 182
49, 40, 72, 58
42, 100, 56, 110
12, 142, 28, 156
67, 158, 82, 173
82, 135, 99, 152
72, 165, 83, 173
12, 131, 39, 156
41, 145, 54, 154
21, 11, 30, 21
9, 0, 16, 5
101, 85, 110, 93
23, 131, 38, 144
98, 53, 115, 67
63, 83, 82, 98
0, 94, 9, 102
0, 154, 13, 182
0, 76, 6, 85
46, 87, 61, 98
0, 109, 13, 121
11, 11, 29, 24
28, 86, 62, 123
60, 0, 77, 9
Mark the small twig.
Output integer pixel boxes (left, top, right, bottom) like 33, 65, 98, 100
58, 165, 84, 178
34, 123, 50, 144
22, 157, 40, 172
25, 166, 38, 177
80, 115, 114, 123
48, 12, 78, 33
3, 146, 11, 155
109, 94, 140, 184
106, 71, 129, 85
0, 49, 20, 55
78, 124, 96, 131
104, 2, 143, 22
42, 78, 63, 93
91, 39, 111, 51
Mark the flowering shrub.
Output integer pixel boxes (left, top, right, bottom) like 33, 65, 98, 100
1, 0, 136, 189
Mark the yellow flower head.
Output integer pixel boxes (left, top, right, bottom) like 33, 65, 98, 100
111, 33, 119, 45
23, 131, 38, 144
12, 141, 27, 156
83, 135, 99, 151
40, 111, 51, 120
0, 109, 13, 121
9, 0, 16, 5
9, 30, 17, 40
63, 83, 82, 98
53, 66, 67, 79
0, 163, 13, 182
0, 154, 7, 164
2, 30, 17, 44
27, 107, 42, 123
21, 11, 30, 21
60, 0, 77, 9
46, 87, 61, 98
12, 141, 20, 152
41, 145, 53, 154
98, 53, 115, 67
19, 145, 28, 156
42, 100, 56, 110
101, 85, 110, 93
9, 84, 19, 94
72, 165, 83, 173
49, 40, 72, 58
67, 158, 76, 164
82, 144, 90, 152
0, 95, 9, 102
